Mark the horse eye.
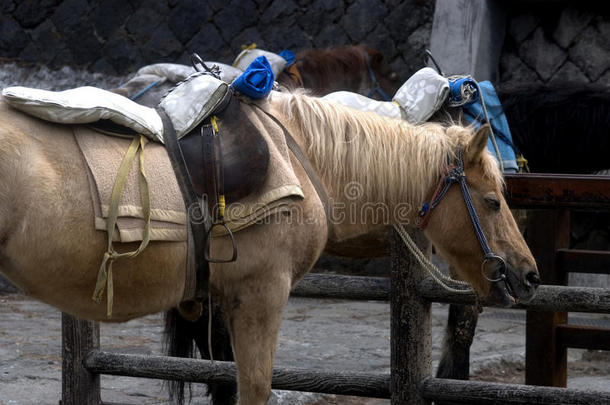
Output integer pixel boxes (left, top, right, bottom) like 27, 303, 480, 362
484, 196, 501, 211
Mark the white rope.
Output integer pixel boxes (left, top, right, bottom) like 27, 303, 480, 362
393, 224, 473, 294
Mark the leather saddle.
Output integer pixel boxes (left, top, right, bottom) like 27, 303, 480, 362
179, 95, 269, 202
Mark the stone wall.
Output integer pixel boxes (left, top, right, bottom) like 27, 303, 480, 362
0, 0, 435, 83
500, 3, 609, 87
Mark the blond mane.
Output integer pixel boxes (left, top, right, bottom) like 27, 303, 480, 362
275, 92, 503, 208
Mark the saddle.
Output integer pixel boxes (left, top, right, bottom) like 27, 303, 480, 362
179, 93, 269, 202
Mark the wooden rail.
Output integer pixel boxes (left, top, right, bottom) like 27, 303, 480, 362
419, 377, 610, 405
504, 173, 610, 210
85, 351, 390, 398
61, 172, 610, 404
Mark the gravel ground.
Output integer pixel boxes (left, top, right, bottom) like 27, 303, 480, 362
1, 292, 609, 405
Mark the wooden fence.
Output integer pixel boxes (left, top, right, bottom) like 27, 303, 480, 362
61, 173, 610, 404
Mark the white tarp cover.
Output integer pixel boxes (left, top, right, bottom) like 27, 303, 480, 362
3, 73, 229, 143
137, 62, 243, 84
158, 72, 229, 139
232, 49, 287, 80
322, 67, 450, 124
2, 85, 164, 142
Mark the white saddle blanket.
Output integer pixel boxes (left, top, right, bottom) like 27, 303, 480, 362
137, 62, 243, 84
2, 72, 229, 143
322, 67, 449, 124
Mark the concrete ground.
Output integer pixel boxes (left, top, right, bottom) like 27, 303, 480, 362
1, 292, 609, 405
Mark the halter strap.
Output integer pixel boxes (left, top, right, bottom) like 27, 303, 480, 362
363, 51, 392, 102
419, 151, 507, 283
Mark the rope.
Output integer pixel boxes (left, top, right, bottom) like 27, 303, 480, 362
393, 224, 473, 294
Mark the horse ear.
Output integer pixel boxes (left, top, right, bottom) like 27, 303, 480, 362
464, 124, 489, 166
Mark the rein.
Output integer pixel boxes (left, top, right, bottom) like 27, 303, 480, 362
363, 52, 392, 102
418, 151, 507, 285
247, 102, 335, 240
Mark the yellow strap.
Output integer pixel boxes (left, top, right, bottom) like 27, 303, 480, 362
233, 43, 257, 67
218, 194, 226, 218
92, 135, 152, 317
516, 154, 530, 173
211, 116, 219, 133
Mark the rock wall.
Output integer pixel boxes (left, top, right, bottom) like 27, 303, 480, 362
500, 3, 609, 87
0, 0, 435, 83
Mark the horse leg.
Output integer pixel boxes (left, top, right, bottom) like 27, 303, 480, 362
436, 266, 479, 385
222, 272, 292, 405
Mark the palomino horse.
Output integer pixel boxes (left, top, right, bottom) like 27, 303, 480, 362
0, 91, 539, 404
436, 82, 610, 386
114, 45, 399, 403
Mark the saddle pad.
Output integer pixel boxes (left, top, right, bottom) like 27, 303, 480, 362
2, 86, 164, 142
322, 67, 449, 124
137, 62, 244, 84
74, 103, 304, 242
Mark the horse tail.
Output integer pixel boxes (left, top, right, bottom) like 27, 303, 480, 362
164, 308, 198, 404
163, 303, 237, 405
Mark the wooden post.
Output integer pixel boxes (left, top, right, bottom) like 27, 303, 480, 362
525, 210, 570, 387
428, 0, 507, 81
391, 228, 431, 405
61, 313, 101, 405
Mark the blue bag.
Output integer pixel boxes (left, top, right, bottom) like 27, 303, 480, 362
458, 80, 519, 173
233, 56, 275, 99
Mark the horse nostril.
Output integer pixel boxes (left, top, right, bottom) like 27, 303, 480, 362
525, 271, 541, 288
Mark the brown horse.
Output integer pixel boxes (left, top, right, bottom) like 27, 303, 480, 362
113, 45, 398, 108
278, 45, 397, 97
0, 91, 538, 404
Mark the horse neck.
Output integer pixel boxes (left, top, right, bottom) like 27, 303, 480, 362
275, 94, 456, 239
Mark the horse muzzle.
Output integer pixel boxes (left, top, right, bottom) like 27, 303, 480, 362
487, 259, 539, 307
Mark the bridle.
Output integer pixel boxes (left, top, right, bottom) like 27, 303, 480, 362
363, 51, 393, 102
418, 150, 508, 284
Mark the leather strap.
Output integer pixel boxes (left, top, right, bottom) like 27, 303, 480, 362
156, 107, 211, 302
248, 102, 334, 239
201, 123, 219, 218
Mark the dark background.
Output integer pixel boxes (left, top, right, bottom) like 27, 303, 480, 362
1, 1, 607, 86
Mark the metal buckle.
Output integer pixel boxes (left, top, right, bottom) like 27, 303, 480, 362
204, 221, 238, 263
481, 254, 507, 283
191, 53, 221, 79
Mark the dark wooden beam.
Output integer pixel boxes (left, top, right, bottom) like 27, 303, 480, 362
62, 313, 101, 405
556, 324, 610, 351
556, 249, 610, 275
391, 229, 432, 405
85, 351, 390, 398
292, 273, 390, 300
419, 377, 610, 405
525, 210, 569, 387
417, 278, 610, 313
504, 174, 610, 210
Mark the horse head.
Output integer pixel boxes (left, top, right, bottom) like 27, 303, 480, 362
361, 46, 399, 100
421, 125, 539, 306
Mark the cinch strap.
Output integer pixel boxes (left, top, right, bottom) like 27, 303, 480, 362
92, 135, 151, 317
